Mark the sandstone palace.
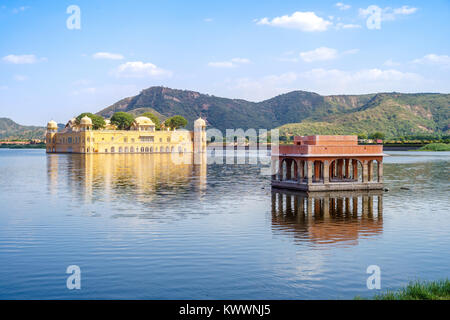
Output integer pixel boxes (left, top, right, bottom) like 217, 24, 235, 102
45, 116, 206, 154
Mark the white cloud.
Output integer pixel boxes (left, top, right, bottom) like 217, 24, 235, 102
208, 57, 251, 68
413, 54, 450, 68
12, 6, 29, 14
335, 2, 351, 10
93, 52, 124, 60
13, 74, 28, 81
204, 18, 213, 22
300, 47, 338, 62
113, 61, 172, 78
2, 54, 44, 64
393, 5, 418, 15
336, 22, 361, 29
384, 59, 401, 67
0, 85, 8, 90
256, 11, 332, 32
359, 5, 417, 22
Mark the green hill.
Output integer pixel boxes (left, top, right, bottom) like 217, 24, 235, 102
0, 118, 47, 140
97, 87, 449, 138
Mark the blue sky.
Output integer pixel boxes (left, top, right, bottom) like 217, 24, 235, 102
0, 0, 449, 125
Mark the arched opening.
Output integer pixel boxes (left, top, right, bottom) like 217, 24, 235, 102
166, 146, 170, 153
111, 147, 115, 153
145, 147, 149, 153
130, 147, 134, 153
141, 147, 144, 153
171, 146, 174, 153
150, 147, 153, 153
124, 147, 129, 153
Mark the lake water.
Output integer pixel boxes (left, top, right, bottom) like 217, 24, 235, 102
0, 149, 449, 299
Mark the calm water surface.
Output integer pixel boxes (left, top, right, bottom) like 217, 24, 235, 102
0, 149, 449, 299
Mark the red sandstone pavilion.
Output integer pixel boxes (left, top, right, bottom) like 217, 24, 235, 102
271, 135, 385, 191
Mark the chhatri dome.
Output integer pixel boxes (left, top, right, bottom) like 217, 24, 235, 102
80, 115, 93, 126
194, 117, 206, 127
133, 116, 155, 126
47, 120, 58, 129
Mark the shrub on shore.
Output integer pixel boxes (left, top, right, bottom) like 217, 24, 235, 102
418, 143, 450, 151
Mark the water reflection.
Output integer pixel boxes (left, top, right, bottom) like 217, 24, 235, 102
47, 153, 207, 205
271, 189, 383, 246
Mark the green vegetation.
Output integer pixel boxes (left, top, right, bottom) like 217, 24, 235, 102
97, 87, 449, 136
164, 115, 188, 130
0, 118, 46, 140
75, 112, 105, 130
418, 143, 450, 151
140, 112, 161, 130
369, 279, 450, 300
110, 112, 134, 130
0, 143, 46, 149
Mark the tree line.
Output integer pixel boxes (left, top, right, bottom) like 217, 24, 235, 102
75, 112, 188, 131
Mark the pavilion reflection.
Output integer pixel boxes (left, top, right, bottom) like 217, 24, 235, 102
271, 188, 383, 246
47, 153, 207, 204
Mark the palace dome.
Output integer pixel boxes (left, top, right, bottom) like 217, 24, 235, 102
194, 117, 206, 127
134, 116, 155, 126
80, 116, 93, 126
47, 120, 58, 129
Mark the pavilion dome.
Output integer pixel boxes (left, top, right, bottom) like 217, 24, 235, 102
47, 120, 58, 129
134, 116, 155, 126
80, 116, 93, 126
194, 117, 206, 127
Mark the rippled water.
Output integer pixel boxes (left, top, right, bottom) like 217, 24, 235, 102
0, 149, 448, 299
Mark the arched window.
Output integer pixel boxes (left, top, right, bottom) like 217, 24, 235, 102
130, 147, 134, 153
111, 147, 115, 153
145, 147, 149, 153
171, 146, 174, 153
166, 146, 169, 153
141, 147, 144, 153
150, 147, 153, 153
125, 147, 129, 153
119, 147, 123, 153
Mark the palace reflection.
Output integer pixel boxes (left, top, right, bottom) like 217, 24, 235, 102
271, 189, 383, 246
47, 153, 207, 205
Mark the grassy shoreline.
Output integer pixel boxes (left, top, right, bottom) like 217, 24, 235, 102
358, 279, 450, 300
417, 143, 450, 151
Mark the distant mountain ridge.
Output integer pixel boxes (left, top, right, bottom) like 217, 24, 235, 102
0, 118, 47, 140
97, 86, 449, 137
1, 87, 448, 140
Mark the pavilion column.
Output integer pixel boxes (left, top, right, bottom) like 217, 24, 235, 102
294, 160, 298, 182
278, 159, 283, 181
286, 160, 292, 181
314, 161, 320, 182
345, 159, 350, 179
362, 160, 369, 183
337, 159, 344, 179
368, 161, 374, 182
352, 159, 358, 181
377, 161, 383, 183
299, 160, 304, 182
323, 160, 330, 184
306, 160, 313, 184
